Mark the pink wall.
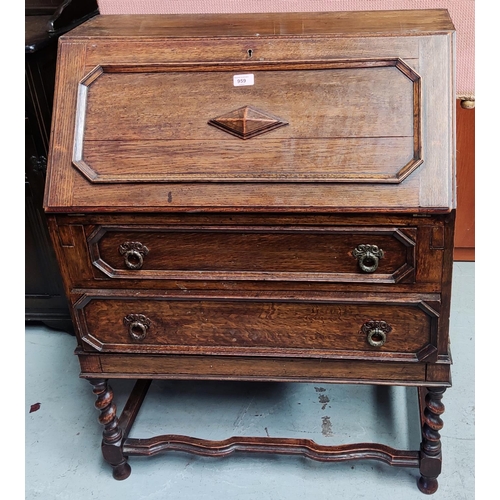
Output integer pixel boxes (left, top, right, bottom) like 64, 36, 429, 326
96, 1, 474, 98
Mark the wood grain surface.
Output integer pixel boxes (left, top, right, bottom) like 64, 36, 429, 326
89, 224, 415, 283
75, 293, 437, 358
63, 10, 455, 39
77, 63, 416, 184
48, 213, 449, 294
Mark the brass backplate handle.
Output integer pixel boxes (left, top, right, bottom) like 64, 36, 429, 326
119, 242, 149, 270
360, 320, 392, 348
123, 314, 151, 341
352, 244, 384, 273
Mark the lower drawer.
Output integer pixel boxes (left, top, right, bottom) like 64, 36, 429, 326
73, 291, 440, 362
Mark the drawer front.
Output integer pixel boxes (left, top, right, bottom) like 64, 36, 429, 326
74, 292, 439, 362
88, 225, 416, 284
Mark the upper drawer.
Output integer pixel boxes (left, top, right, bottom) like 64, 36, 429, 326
88, 224, 416, 284
44, 11, 455, 213
49, 213, 451, 291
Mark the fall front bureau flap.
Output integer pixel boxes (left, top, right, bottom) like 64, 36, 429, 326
43, 10, 455, 214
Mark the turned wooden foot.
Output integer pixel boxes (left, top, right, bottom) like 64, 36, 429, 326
89, 379, 131, 480
418, 387, 446, 494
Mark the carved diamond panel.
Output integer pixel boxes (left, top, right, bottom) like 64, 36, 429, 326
208, 106, 288, 139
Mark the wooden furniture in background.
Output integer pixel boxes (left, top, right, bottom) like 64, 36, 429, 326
26, 0, 62, 15
25, 0, 98, 333
454, 100, 475, 261
44, 11, 456, 494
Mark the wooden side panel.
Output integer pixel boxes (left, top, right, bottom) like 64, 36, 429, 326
454, 100, 475, 261
43, 41, 87, 210
418, 33, 455, 210
426, 364, 452, 384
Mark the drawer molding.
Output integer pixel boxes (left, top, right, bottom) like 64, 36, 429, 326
72, 58, 422, 184
88, 224, 416, 284
75, 349, 434, 385
73, 290, 439, 363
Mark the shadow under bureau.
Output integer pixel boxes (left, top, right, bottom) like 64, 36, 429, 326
44, 10, 456, 494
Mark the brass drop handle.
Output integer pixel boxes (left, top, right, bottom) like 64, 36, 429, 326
352, 244, 384, 273
123, 314, 151, 341
119, 242, 149, 270
367, 328, 386, 347
360, 320, 392, 348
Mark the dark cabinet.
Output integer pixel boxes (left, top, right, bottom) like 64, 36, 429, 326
25, 1, 98, 333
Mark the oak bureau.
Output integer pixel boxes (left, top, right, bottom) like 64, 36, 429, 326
44, 10, 456, 494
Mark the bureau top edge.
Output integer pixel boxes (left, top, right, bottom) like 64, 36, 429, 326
60, 10, 455, 41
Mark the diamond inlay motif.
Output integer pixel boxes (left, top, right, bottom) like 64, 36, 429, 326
208, 106, 288, 139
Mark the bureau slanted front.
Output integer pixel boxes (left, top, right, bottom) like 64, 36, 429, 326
44, 10, 455, 494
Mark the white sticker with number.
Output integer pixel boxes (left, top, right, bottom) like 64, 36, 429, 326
233, 74, 254, 86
